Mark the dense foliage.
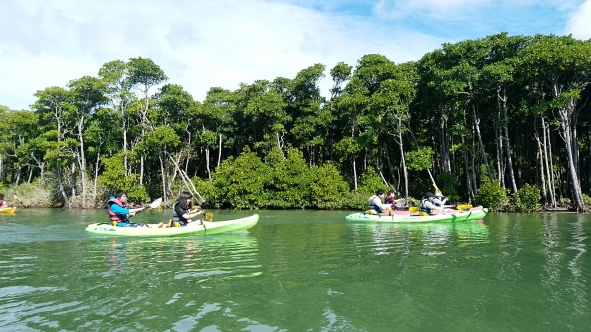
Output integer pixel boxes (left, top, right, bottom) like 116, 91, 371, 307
510, 183, 541, 213
1, 34, 591, 212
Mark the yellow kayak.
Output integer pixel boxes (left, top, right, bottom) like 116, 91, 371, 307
0, 207, 16, 214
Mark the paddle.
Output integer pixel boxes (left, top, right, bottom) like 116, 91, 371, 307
132, 198, 163, 216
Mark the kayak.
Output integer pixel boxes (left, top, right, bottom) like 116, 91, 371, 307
346, 206, 488, 223
0, 207, 16, 214
85, 214, 259, 236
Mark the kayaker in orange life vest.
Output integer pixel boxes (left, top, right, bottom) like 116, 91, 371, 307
107, 190, 147, 227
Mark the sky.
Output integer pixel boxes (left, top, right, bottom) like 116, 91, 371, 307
1, 0, 590, 111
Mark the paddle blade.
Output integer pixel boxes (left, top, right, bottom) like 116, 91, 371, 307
150, 198, 163, 209
456, 204, 472, 211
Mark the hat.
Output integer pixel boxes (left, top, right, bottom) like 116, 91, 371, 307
425, 192, 435, 198
435, 193, 443, 197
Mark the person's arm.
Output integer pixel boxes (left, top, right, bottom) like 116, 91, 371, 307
110, 204, 130, 215
110, 204, 144, 216
182, 210, 204, 220
374, 197, 389, 210
425, 201, 444, 211
176, 204, 204, 221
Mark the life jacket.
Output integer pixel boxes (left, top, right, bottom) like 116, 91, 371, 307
419, 198, 432, 215
368, 195, 383, 213
107, 198, 128, 222
172, 202, 190, 223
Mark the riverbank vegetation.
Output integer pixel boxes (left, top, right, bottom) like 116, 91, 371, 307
1, 33, 590, 212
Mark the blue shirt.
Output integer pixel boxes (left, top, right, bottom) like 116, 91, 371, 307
108, 196, 130, 215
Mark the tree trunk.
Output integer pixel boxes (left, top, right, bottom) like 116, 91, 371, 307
461, 136, 474, 200
205, 147, 211, 179
471, 130, 478, 195
93, 151, 100, 208
545, 122, 557, 207
399, 130, 409, 203
352, 155, 358, 190
140, 155, 144, 186
26, 166, 32, 183
77, 117, 87, 209
159, 151, 168, 207
495, 117, 503, 186
57, 163, 70, 208
218, 134, 223, 168
384, 147, 397, 189
123, 116, 129, 176
473, 107, 493, 181
71, 161, 76, 205
534, 121, 548, 204
499, 87, 518, 193
14, 168, 21, 186
559, 103, 584, 211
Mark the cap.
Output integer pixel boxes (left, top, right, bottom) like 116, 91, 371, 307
435, 193, 443, 197
425, 192, 435, 198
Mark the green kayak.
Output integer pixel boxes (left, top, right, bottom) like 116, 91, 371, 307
85, 214, 259, 236
346, 207, 488, 223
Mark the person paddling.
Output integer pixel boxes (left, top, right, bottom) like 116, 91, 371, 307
432, 193, 448, 207
107, 190, 148, 227
368, 189, 394, 216
170, 191, 204, 227
419, 192, 444, 215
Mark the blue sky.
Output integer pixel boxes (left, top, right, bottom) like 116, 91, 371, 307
1, 0, 590, 110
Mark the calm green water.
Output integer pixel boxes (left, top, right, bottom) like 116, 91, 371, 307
1, 209, 590, 331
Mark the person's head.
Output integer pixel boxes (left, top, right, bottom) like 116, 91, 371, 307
0, 194, 4, 200
425, 192, 435, 200
376, 189, 385, 197
387, 190, 396, 197
114, 190, 127, 202
178, 191, 194, 209
435, 193, 443, 199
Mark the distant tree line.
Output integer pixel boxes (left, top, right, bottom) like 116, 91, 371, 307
1, 33, 590, 211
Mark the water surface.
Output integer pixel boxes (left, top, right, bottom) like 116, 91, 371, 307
1, 209, 590, 331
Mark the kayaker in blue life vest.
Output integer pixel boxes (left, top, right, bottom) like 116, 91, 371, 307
419, 192, 444, 215
107, 190, 147, 227
368, 189, 394, 215
0, 194, 8, 208
170, 191, 204, 227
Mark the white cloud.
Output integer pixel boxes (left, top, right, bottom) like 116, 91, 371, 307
565, 0, 591, 39
0, 0, 441, 110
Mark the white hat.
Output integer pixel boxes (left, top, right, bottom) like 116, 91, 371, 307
435, 193, 443, 197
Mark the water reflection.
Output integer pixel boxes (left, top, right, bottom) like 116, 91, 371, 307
540, 213, 589, 321
348, 221, 490, 256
